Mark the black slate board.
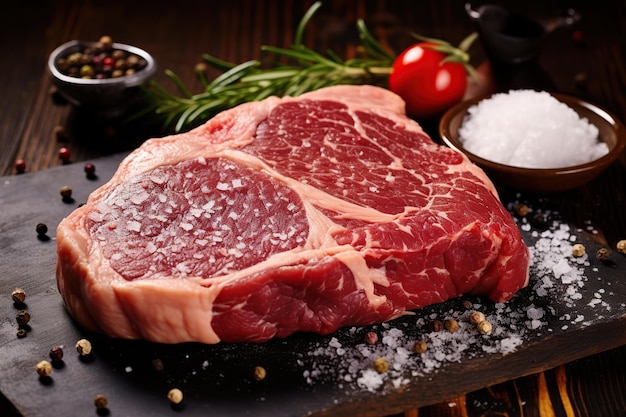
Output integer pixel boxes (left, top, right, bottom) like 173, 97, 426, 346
1, 153, 625, 417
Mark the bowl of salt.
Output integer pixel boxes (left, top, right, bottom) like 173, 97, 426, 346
439, 90, 626, 193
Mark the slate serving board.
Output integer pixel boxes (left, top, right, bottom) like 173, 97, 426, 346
1, 153, 625, 417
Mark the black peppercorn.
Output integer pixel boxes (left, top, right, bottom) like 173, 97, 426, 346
428, 319, 444, 332
596, 247, 610, 261
16, 310, 31, 326
36, 223, 48, 236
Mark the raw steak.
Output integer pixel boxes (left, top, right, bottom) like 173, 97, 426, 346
56, 85, 530, 344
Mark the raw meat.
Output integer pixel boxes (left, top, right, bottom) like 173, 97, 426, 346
56, 85, 530, 344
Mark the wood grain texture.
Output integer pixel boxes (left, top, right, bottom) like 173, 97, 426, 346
1, 0, 625, 416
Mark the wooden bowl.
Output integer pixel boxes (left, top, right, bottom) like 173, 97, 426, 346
439, 93, 626, 193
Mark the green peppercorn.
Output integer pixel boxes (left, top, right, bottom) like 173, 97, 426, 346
16, 310, 31, 326
80, 64, 94, 78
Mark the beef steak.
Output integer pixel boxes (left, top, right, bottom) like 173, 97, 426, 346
56, 85, 529, 344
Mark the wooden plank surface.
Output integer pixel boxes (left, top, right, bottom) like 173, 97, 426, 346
1, 152, 625, 417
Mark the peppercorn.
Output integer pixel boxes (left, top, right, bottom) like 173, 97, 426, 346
127, 55, 140, 68
84, 163, 96, 178
94, 394, 108, 410
60, 185, 73, 200
76, 338, 92, 356
152, 358, 164, 372
49, 346, 64, 362
530, 212, 549, 230
111, 69, 124, 78
514, 203, 530, 217
80, 65, 94, 78
17, 329, 27, 338
572, 243, 586, 257
372, 357, 389, 374
364, 331, 378, 345
14, 159, 26, 174
58, 147, 71, 162
253, 366, 267, 381
194, 62, 208, 74
16, 310, 31, 326
617, 240, 626, 255
477, 320, 493, 334
596, 247, 610, 261
462, 300, 473, 309
428, 319, 444, 332
167, 388, 183, 405
469, 311, 485, 325
413, 340, 428, 354
99, 35, 114, 50
36, 223, 48, 236
36, 360, 52, 378
444, 319, 460, 333
111, 49, 125, 60
12, 288, 26, 304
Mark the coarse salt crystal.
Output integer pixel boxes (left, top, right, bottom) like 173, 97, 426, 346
459, 90, 607, 168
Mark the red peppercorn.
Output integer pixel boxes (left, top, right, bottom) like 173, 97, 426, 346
58, 147, 71, 162
103, 56, 115, 67
84, 163, 96, 177
15, 159, 26, 174
49, 346, 64, 362
571, 29, 584, 43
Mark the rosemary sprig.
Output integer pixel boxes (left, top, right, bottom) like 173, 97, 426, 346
139, 1, 394, 133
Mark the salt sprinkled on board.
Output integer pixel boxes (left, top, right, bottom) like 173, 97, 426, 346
296, 196, 620, 394
458, 90, 607, 168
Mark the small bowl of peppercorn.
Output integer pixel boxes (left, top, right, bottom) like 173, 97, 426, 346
48, 36, 156, 117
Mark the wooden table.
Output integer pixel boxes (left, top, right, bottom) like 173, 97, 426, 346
1, 1, 625, 416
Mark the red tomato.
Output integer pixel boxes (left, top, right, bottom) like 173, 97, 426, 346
389, 42, 468, 120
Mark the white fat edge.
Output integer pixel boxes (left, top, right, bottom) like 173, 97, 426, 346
112, 276, 222, 344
